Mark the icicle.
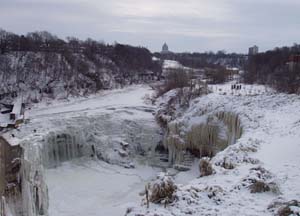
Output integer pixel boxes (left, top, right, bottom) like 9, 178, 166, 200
164, 111, 243, 162
39, 128, 93, 168
1, 196, 13, 216
18, 141, 49, 216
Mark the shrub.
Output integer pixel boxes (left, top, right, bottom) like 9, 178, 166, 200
277, 200, 300, 216
268, 199, 300, 216
149, 173, 177, 204
249, 180, 270, 193
199, 157, 214, 177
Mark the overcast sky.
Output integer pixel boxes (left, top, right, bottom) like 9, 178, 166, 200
1, 0, 300, 53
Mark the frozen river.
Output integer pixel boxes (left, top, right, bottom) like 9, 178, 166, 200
39, 85, 160, 216
46, 160, 160, 216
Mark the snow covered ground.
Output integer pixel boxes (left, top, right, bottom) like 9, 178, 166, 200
163, 60, 184, 69
5, 85, 157, 146
128, 84, 300, 216
27, 85, 154, 120
2, 83, 300, 216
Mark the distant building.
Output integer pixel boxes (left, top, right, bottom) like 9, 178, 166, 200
139, 70, 156, 82
226, 67, 240, 81
0, 99, 25, 129
287, 54, 300, 71
161, 43, 170, 54
248, 45, 259, 55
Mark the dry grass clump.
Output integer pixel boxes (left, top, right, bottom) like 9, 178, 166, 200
268, 199, 300, 216
277, 200, 300, 216
239, 166, 280, 194
149, 173, 177, 204
249, 180, 271, 193
219, 157, 235, 169
199, 157, 214, 177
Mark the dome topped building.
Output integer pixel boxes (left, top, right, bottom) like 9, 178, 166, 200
161, 42, 170, 54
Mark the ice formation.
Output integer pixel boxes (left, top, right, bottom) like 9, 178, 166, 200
165, 111, 243, 165
41, 130, 88, 168
0, 85, 162, 216
20, 142, 49, 216
128, 84, 300, 216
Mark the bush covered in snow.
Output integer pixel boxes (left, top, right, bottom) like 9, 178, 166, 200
268, 198, 300, 216
199, 157, 214, 177
148, 173, 177, 205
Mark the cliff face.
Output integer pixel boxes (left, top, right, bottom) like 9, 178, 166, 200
0, 29, 162, 103
0, 50, 160, 103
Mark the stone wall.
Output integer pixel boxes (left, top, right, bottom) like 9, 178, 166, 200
0, 138, 5, 196
0, 136, 22, 216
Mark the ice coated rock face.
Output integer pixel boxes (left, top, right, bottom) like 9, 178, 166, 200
165, 111, 243, 166
19, 117, 159, 214
34, 114, 161, 169
0, 139, 49, 216
41, 130, 88, 168
20, 143, 49, 216
155, 87, 243, 168
5, 116, 160, 216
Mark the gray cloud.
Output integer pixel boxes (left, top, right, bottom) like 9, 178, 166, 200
0, 0, 299, 53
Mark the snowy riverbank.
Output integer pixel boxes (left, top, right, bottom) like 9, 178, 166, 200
128, 84, 300, 216
2, 83, 300, 216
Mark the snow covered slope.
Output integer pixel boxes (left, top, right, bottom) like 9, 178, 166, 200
0, 49, 161, 104
128, 84, 300, 216
2, 83, 300, 216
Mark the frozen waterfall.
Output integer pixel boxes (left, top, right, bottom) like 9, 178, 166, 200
164, 111, 243, 165
41, 130, 89, 168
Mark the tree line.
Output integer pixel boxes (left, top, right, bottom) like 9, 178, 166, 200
155, 51, 246, 69
0, 28, 162, 78
243, 44, 300, 93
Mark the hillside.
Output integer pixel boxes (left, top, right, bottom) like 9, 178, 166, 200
0, 29, 162, 103
127, 84, 300, 216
